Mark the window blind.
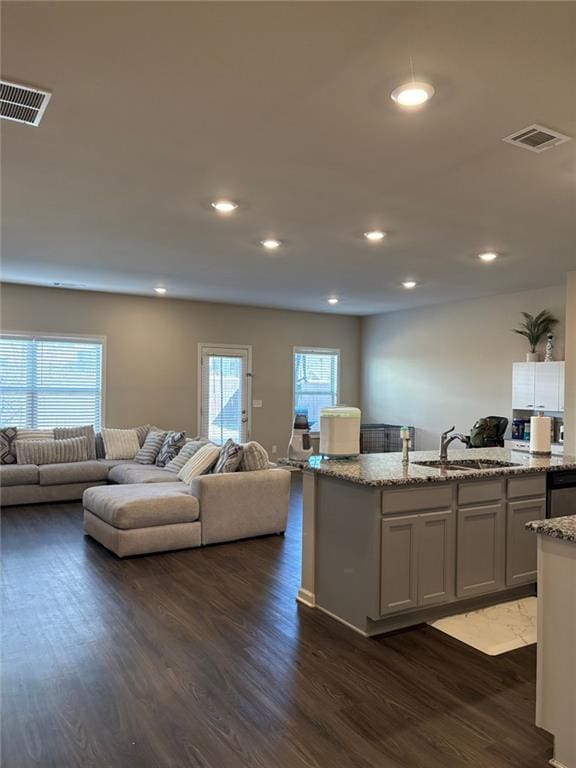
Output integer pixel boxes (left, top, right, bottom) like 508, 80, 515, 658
294, 349, 339, 430
0, 335, 103, 430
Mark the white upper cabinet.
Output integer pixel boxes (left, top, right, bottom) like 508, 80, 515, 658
512, 362, 565, 412
512, 363, 536, 409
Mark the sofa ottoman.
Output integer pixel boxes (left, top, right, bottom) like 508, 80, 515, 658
83, 483, 201, 557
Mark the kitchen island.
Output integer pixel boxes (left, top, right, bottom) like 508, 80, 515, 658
527, 515, 576, 768
299, 447, 576, 636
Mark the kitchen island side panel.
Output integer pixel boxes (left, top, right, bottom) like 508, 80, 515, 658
315, 476, 381, 632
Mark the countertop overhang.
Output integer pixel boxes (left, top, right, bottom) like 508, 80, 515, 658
526, 516, 576, 543
305, 447, 576, 487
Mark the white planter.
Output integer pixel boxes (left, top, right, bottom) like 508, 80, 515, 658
526, 352, 539, 362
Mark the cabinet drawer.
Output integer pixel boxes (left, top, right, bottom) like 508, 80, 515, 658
382, 485, 452, 514
458, 480, 503, 506
507, 475, 546, 499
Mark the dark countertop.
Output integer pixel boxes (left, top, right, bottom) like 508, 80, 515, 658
305, 447, 576, 487
526, 516, 576, 543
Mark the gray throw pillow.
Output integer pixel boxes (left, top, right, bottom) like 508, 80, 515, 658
164, 439, 209, 473
156, 431, 186, 467
213, 439, 244, 473
0, 426, 18, 465
134, 430, 167, 465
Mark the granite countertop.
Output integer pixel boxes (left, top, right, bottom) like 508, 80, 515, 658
305, 447, 576, 487
526, 516, 576, 543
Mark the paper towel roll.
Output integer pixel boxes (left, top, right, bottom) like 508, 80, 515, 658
530, 416, 551, 455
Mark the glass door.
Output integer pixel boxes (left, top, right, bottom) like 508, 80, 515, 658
199, 345, 251, 444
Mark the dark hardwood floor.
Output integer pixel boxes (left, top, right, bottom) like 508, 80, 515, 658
2, 477, 552, 768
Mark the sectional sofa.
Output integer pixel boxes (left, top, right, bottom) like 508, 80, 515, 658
0, 452, 291, 558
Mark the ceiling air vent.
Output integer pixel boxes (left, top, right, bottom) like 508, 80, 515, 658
0, 80, 51, 126
502, 124, 571, 153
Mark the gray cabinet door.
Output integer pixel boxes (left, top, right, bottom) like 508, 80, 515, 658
418, 510, 455, 607
506, 498, 544, 586
456, 503, 505, 598
380, 514, 419, 615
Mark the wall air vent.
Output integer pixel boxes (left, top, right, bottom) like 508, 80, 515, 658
502, 124, 571, 153
1, 80, 51, 126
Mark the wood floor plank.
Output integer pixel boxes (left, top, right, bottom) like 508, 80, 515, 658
1, 477, 552, 768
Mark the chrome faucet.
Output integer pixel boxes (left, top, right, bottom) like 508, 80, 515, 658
439, 426, 468, 462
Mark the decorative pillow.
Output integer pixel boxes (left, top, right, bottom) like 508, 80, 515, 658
101, 428, 140, 460
16, 428, 54, 441
0, 426, 18, 465
15, 436, 89, 466
165, 439, 209, 473
177, 444, 221, 484
54, 425, 96, 460
95, 432, 105, 458
239, 441, 269, 471
134, 424, 151, 447
134, 430, 167, 465
155, 431, 186, 467
213, 439, 244, 474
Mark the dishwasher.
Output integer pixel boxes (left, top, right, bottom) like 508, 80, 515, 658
547, 470, 576, 517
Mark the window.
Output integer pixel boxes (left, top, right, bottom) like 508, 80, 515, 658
293, 347, 339, 431
199, 345, 251, 444
0, 334, 104, 430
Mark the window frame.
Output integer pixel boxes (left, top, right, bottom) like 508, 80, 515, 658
197, 343, 253, 443
292, 346, 341, 435
0, 330, 107, 430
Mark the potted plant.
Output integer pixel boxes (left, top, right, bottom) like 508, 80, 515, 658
512, 310, 558, 362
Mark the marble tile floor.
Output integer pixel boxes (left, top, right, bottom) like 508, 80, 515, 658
428, 597, 537, 655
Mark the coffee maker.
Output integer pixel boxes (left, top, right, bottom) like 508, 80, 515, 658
288, 413, 314, 462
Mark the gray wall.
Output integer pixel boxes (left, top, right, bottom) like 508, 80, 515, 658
1, 284, 361, 455
361, 286, 566, 450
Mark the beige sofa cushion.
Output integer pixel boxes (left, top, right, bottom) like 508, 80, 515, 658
83, 483, 199, 529
39, 460, 109, 486
108, 464, 179, 484
0, 464, 40, 487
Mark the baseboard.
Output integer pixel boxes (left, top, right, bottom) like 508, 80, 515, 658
314, 604, 369, 637
296, 588, 316, 607
549, 759, 569, 768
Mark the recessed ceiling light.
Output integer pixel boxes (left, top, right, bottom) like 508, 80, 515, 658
328, 297, 339, 305
478, 251, 498, 262
261, 238, 282, 250
211, 199, 238, 213
402, 280, 417, 289
154, 287, 167, 295
391, 81, 435, 107
364, 230, 386, 241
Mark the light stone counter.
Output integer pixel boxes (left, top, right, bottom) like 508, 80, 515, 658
306, 447, 576, 487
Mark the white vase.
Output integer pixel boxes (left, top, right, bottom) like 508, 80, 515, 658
526, 352, 539, 362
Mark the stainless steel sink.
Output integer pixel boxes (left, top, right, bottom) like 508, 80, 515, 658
413, 459, 522, 471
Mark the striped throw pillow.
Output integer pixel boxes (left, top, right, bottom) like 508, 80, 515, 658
134, 430, 167, 465
177, 444, 221, 484
239, 441, 269, 471
165, 439, 209, 473
15, 436, 89, 465
101, 428, 140, 460
54, 425, 96, 460
16, 428, 54, 441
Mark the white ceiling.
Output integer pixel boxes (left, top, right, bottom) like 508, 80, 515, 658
1, 1, 575, 315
